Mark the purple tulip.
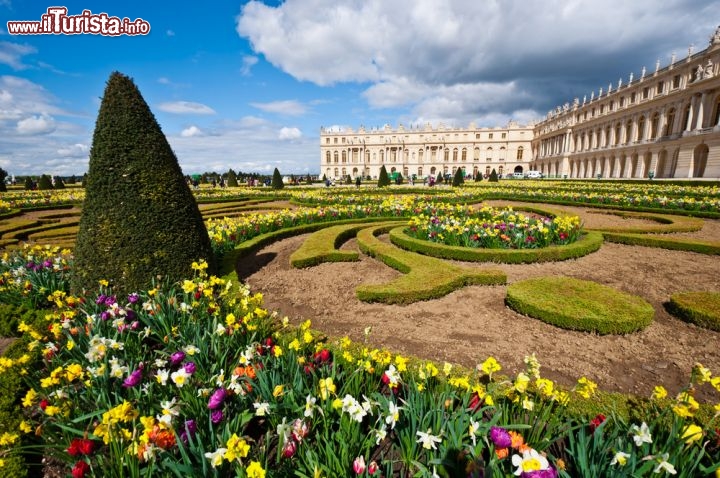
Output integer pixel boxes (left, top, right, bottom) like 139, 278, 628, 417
523, 469, 557, 478
127, 293, 139, 304
125, 309, 136, 320
130, 321, 140, 330
169, 351, 185, 366
183, 362, 196, 375
95, 294, 107, 305
180, 419, 197, 443
489, 426, 512, 449
211, 410, 223, 424
100, 311, 110, 321
122, 369, 143, 388
43, 259, 53, 268
207, 388, 226, 409
25, 261, 35, 269
104, 295, 117, 306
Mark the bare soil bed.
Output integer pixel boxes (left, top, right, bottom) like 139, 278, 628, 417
239, 207, 720, 400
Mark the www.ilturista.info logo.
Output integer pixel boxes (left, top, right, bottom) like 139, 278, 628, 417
7, 7, 150, 36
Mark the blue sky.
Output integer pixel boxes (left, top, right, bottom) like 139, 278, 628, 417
1, 0, 719, 177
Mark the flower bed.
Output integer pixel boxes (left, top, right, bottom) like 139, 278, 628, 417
405, 206, 583, 249
0, 248, 719, 476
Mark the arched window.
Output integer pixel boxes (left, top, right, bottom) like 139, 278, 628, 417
637, 115, 645, 142
418, 167, 423, 176
516, 146, 524, 160
418, 149, 424, 162
452, 148, 458, 161
614, 123, 622, 145
474, 147, 480, 161
365, 150, 370, 162
326, 151, 331, 163
681, 103, 691, 131
334, 167, 338, 177
461, 148, 467, 161
499, 147, 506, 161
604, 126, 611, 147
341, 151, 347, 163
498, 165, 504, 176
649, 112, 660, 140
625, 120, 633, 144
379, 150, 384, 163
444, 149, 450, 161
333, 151, 339, 163
664, 108, 676, 136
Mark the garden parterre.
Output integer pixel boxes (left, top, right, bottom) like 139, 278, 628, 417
0, 245, 719, 477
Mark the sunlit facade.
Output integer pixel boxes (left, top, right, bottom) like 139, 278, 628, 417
319, 122, 533, 181
531, 26, 720, 179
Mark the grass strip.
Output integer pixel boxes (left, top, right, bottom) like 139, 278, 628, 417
506, 276, 655, 334
602, 232, 720, 255
390, 228, 604, 263
290, 221, 404, 268
355, 224, 506, 304
665, 291, 720, 332
586, 211, 704, 234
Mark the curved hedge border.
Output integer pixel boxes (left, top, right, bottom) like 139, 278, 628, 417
219, 216, 405, 276
586, 211, 704, 234
602, 232, 720, 255
390, 228, 604, 263
665, 291, 720, 332
506, 276, 655, 334
290, 221, 403, 268
355, 224, 506, 304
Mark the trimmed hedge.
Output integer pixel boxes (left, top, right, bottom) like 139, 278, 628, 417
355, 224, 506, 304
506, 276, 655, 334
27, 225, 79, 241
6, 220, 78, 241
602, 232, 720, 255
290, 221, 404, 268
586, 211, 704, 234
665, 291, 720, 332
390, 228, 604, 263
0, 219, 41, 235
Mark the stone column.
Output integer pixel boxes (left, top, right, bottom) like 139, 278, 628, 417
696, 92, 707, 129
685, 96, 696, 131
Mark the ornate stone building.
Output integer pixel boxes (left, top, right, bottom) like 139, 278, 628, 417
531, 26, 720, 179
319, 122, 533, 181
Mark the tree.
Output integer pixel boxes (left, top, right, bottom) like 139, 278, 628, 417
24, 177, 34, 190
436, 173, 444, 184
38, 174, 54, 190
355, 176, 361, 188
226, 169, 238, 187
306, 175, 313, 185
345, 175, 352, 185
72, 71, 215, 296
68, 175, 77, 185
54, 176, 66, 189
474, 171, 482, 182
271, 167, 284, 189
378, 165, 390, 187
452, 168, 465, 187
489, 168, 499, 182
0, 167, 7, 192
395, 172, 403, 185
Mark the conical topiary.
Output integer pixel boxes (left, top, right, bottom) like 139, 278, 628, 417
71, 71, 215, 296
452, 168, 464, 187
271, 168, 284, 189
0, 168, 7, 192
378, 165, 390, 187
226, 169, 238, 187
474, 171, 482, 182
54, 177, 66, 189
38, 174, 53, 190
24, 177, 34, 190
489, 168, 499, 182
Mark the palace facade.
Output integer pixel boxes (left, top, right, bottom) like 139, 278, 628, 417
531, 26, 720, 179
320, 26, 720, 181
319, 122, 533, 181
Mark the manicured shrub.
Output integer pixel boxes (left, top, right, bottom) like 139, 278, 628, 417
54, 177, 66, 189
602, 232, 720, 255
474, 171, 482, 182
226, 169, 238, 187
506, 276, 655, 334
489, 168, 499, 182
666, 291, 720, 331
71, 71, 215, 296
378, 165, 391, 187
23, 177, 34, 190
0, 167, 7, 192
271, 167, 284, 189
452, 168, 464, 187
355, 176, 361, 187
38, 174, 53, 190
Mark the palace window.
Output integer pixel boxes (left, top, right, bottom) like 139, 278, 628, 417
334, 138, 338, 144
461, 148, 467, 161
444, 149, 450, 161
341, 151, 347, 163
488, 133, 493, 139
649, 112, 660, 140
326, 151, 331, 163
452, 148, 458, 161
672, 75, 681, 89
342, 137, 346, 143
642, 87, 649, 100
637, 115, 645, 141
664, 108, 676, 136
325, 138, 330, 144
475, 133, 480, 139
516, 146, 524, 160
474, 147, 480, 161
334, 151, 339, 163
620, 97, 625, 107
656, 81, 664, 94
630, 92, 636, 103
501, 132, 506, 139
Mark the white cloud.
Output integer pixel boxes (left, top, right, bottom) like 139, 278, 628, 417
17, 113, 56, 135
241, 55, 258, 76
158, 77, 171, 84
251, 99, 306, 116
158, 101, 216, 115
180, 125, 203, 137
278, 126, 301, 140
166, 29, 175, 36
237, 0, 720, 126
57, 143, 89, 157
0, 41, 36, 70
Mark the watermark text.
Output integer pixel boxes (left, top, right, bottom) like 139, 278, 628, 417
7, 7, 151, 36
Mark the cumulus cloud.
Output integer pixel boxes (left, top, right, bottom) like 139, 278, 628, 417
278, 126, 301, 140
180, 125, 203, 137
237, 0, 719, 124
57, 143, 89, 157
158, 101, 216, 115
17, 113, 56, 135
0, 41, 36, 70
251, 99, 306, 116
